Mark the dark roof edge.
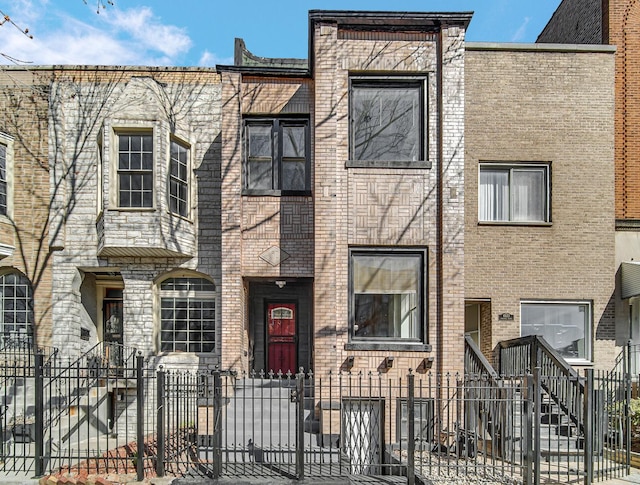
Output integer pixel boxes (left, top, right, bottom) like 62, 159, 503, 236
216, 65, 310, 77
466, 41, 616, 53
309, 10, 473, 27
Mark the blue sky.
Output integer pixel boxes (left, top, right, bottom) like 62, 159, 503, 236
0, 0, 562, 66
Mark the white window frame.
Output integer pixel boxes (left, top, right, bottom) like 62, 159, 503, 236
168, 136, 191, 218
109, 126, 157, 210
0, 132, 14, 221
520, 300, 592, 363
0, 271, 34, 344
479, 163, 550, 224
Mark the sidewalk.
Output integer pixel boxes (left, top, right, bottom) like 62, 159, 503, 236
596, 468, 640, 485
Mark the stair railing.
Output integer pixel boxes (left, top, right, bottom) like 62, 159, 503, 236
464, 335, 517, 461
497, 335, 584, 431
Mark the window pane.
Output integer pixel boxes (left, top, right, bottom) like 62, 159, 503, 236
283, 126, 305, 158
160, 279, 215, 353
248, 160, 272, 189
352, 85, 421, 161
479, 169, 509, 221
352, 253, 421, 340
248, 125, 272, 158
521, 303, 589, 360
282, 160, 305, 191
512, 169, 546, 222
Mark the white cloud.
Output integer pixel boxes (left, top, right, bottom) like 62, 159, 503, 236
102, 7, 192, 58
198, 50, 233, 67
511, 17, 531, 42
0, 3, 195, 66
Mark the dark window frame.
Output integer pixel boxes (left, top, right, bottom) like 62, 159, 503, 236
159, 277, 216, 354
348, 77, 430, 169
243, 116, 311, 196
347, 247, 428, 349
117, 132, 154, 209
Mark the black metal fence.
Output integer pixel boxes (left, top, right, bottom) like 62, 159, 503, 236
0, 340, 633, 484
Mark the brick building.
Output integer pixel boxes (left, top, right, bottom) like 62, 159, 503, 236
0, 69, 54, 349
538, 0, 640, 367
0, 9, 619, 375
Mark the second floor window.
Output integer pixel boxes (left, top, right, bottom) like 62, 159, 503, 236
479, 164, 549, 223
118, 133, 153, 208
350, 80, 423, 163
244, 118, 309, 193
169, 140, 189, 217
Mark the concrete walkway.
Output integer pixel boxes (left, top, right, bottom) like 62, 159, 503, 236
594, 468, 640, 485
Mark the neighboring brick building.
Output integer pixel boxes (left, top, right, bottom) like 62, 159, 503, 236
538, 0, 640, 364
0, 69, 54, 348
0, 9, 619, 376
464, 43, 616, 369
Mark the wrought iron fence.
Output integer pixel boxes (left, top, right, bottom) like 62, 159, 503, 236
0, 342, 633, 484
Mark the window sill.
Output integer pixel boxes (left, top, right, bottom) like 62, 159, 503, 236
478, 221, 552, 227
344, 342, 432, 352
110, 207, 156, 212
345, 160, 432, 169
166, 210, 194, 224
242, 189, 312, 197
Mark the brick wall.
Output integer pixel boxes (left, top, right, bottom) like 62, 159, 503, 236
537, 0, 604, 44
0, 69, 53, 347
312, 21, 466, 376
464, 45, 617, 370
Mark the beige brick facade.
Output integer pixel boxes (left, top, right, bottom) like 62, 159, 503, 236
464, 44, 616, 370
0, 69, 53, 347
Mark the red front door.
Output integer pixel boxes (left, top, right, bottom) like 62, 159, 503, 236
267, 302, 296, 374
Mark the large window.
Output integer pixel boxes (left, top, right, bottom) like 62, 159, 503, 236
0, 272, 34, 343
160, 277, 215, 353
244, 118, 309, 193
350, 249, 425, 341
169, 139, 189, 217
118, 133, 153, 208
521, 301, 591, 361
479, 164, 549, 223
350, 80, 423, 163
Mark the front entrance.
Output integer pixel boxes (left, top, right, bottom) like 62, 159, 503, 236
267, 302, 296, 374
247, 280, 313, 373
103, 288, 124, 366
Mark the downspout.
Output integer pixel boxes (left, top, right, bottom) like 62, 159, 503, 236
436, 25, 444, 376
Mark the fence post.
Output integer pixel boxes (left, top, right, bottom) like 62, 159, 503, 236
626, 340, 632, 475
34, 351, 44, 477
136, 354, 144, 481
524, 374, 533, 485
156, 366, 165, 477
584, 369, 594, 485
296, 370, 305, 480
407, 371, 415, 485
533, 367, 541, 485
212, 369, 222, 479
